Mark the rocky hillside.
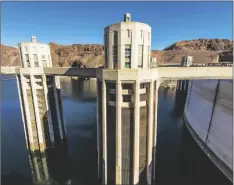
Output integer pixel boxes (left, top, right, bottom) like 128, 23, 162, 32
1, 39, 233, 67
49, 42, 104, 68
1, 45, 20, 66
152, 49, 222, 64
164, 39, 233, 51
156, 39, 233, 64
219, 50, 233, 62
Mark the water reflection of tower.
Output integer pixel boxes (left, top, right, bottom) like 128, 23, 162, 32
71, 77, 97, 101
71, 77, 83, 100
28, 143, 69, 185
160, 87, 169, 100
83, 78, 97, 100
59, 77, 73, 98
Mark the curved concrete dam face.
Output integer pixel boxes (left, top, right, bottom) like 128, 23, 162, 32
184, 79, 233, 181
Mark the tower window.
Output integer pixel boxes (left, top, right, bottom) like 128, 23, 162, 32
19, 47, 23, 65
125, 45, 131, 68
138, 45, 143, 68
147, 46, 150, 67
114, 31, 118, 44
48, 55, 51, 66
33, 54, 39, 67
148, 32, 150, 40
113, 46, 118, 68
42, 60, 47, 67
141, 30, 143, 38
105, 44, 108, 67
25, 54, 30, 67
113, 31, 118, 69
127, 29, 131, 38
108, 94, 116, 102
105, 33, 108, 42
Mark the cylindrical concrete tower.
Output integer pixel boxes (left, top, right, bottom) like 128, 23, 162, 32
17, 37, 67, 154
97, 14, 159, 185
104, 13, 151, 69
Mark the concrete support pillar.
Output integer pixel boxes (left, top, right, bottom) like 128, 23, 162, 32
41, 155, 50, 181
18, 74, 39, 152
30, 74, 46, 152
32, 155, 43, 182
133, 79, 140, 184
179, 80, 183, 91
97, 80, 100, 181
55, 76, 67, 140
147, 80, 155, 184
16, 72, 66, 154
42, 74, 54, 144
174, 80, 189, 116
184, 80, 187, 92
152, 80, 160, 184
16, 75, 29, 150
176, 80, 179, 91
53, 76, 64, 141
116, 80, 122, 184
176, 80, 182, 92
184, 80, 187, 91
185, 80, 193, 116
102, 79, 107, 185
185, 80, 189, 92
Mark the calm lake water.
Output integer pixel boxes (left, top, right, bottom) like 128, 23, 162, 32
1, 75, 231, 185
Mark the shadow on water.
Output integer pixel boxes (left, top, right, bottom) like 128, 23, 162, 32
60, 77, 97, 102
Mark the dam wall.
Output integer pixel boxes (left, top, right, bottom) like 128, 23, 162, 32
184, 79, 233, 181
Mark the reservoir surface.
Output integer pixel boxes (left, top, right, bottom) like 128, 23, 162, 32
1, 75, 231, 185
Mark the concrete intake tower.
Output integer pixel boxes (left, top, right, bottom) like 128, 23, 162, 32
97, 13, 159, 185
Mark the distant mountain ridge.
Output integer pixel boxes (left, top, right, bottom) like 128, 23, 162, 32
163, 39, 233, 51
1, 38, 233, 67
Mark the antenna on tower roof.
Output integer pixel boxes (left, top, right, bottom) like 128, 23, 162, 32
124, 13, 131, 22
31, 36, 36, 43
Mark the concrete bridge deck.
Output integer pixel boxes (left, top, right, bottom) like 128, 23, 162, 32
1, 66, 232, 80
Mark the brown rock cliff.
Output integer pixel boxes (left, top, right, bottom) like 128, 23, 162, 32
1, 39, 232, 67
